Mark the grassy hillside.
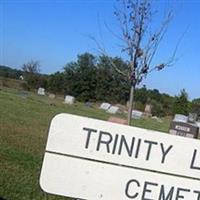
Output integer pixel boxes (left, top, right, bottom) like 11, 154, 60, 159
0, 86, 171, 200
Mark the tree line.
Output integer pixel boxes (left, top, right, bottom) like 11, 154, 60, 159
0, 53, 200, 118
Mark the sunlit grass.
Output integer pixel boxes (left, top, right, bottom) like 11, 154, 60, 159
0, 87, 170, 200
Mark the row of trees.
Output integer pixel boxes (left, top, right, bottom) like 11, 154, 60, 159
1, 53, 199, 117
1, 0, 183, 124
16, 53, 199, 118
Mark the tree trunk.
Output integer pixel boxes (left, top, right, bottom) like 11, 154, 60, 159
127, 84, 135, 125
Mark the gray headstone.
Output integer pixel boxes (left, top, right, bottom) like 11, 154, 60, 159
100, 103, 111, 110
174, 114, 188, 123
132, 110, 143, 119
188, 113, 197, 123
107, 106, 119, 114
169, 121, 199, 139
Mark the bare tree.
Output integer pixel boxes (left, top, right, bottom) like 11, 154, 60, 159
22, 60, 40, 74
92, 0, 178, 125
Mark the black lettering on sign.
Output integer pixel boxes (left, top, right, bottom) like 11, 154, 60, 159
125, 179, 140, 199
112, 134, 119, 154
190, 149, 200, 170
194, 190, 200, 200
158, 185, 174, 200
82, 128, 175, 165
160, 143, 173, 164
118, 135, 135, 157
97, 131, 113, 153
144, 140, 158, 161
135, 138, 141, 158
82, 127, 97, 149
175, 187, 190, 200
142, 181, 158, 200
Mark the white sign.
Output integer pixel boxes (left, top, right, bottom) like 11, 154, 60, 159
40, 114, 200, 199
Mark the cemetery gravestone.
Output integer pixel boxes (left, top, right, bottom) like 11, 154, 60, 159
131, 110, 143, 119
49, 94, 56, 99
106, 106, 119, 114
37, 88, 45, 96
19, 75, 24, 80
99, 103, 111, 110
174, 114, 188, 123
188, 113, 198, 123
144, 104, 152, 117
64, 95, 75, 105
169, 121, 199, 139
85, 101, 92, 107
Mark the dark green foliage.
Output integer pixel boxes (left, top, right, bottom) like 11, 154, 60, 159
134, 86, 148, 104
173, 89, 189, 115
59, 53, 130, 103
47, 72, 65, 94
150, 99, 165, 117
2, 53, 196, 117
190, 98, 200, 118
0, 65, 24, 79
63, 53, 97, 101
95, 56, 129, 103
20, 60, 48, 90
46, 52, 176, 116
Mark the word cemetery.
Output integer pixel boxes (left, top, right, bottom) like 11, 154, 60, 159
40, 114, 200, 200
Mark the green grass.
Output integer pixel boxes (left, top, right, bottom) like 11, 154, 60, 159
0, 86, 171, 200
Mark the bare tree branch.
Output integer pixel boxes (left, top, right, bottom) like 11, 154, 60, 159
91, 0, 181, 125
89, 35, 128, 77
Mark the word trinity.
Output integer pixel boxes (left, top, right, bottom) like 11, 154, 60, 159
83, 127, 173, 164
40, 114, 200, 200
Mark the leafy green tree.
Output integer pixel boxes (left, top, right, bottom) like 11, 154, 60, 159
134, 86, 148, 105
48, 72, 65, 93
173, 89, 189, 115
190, 98, 200, 118
63, 53, 97, 101
22, 60, 42, 89
0, 65, 23, 79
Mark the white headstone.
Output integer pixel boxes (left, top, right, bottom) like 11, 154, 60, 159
106, 106, 119, 114
100, 103, 111, 110
37, 87, 45, 96
152, 116, 163, 123
64, 95, 75, 105
196, 121, 200, 128
144, 104, 152, 113
19, 75, 24, 80
188, 113, 198, 123
132, 110, 143, 119
174, 114, 188, 123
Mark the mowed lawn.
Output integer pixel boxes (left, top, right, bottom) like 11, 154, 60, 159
0, 87, 171, 200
